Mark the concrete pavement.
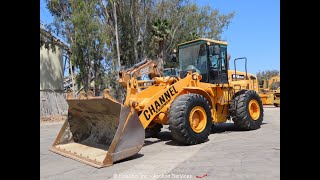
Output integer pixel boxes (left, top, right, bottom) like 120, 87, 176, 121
40, 106, 280, 180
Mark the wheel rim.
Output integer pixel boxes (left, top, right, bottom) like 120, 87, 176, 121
249, 99, 260, 120
189, 106, 207, 133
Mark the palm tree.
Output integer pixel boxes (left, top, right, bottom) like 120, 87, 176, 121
151, 18, 170, 71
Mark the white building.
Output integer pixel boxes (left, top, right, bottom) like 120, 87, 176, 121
40, 24, 69, 117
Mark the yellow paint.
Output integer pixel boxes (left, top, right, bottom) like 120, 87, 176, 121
178, 38, 228, 46
132, 73, 193, 128
228, 70, 259, 92
189, 106, 207, 133
273, 97, 280, 107
258, 75, 280, 106
249, 99, 260, 120
259, 93, 274, 105
214, 104, 229, 123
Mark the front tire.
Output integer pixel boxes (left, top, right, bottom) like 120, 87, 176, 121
168, 93, 212, 145
229, 90, 264, 130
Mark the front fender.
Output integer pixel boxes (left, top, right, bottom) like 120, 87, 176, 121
183, 87, 213, 108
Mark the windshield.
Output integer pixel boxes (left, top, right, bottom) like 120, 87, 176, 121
178, 42, 207, 74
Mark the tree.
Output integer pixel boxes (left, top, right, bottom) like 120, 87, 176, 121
113, 1, 121, 69
151, 18, 170, 71
152, 0, 235, 66
185, 32, 200, 42
46, 0, 235, 98
101, 0, 235, 69
256, 70, 280, 80
46, 0, 109, 95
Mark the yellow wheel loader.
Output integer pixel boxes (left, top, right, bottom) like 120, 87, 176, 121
258, 75, 280, 107
228, 70, 259, 92
50, 38, 264, 168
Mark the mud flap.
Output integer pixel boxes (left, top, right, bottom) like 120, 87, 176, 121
50, 96, 145, 168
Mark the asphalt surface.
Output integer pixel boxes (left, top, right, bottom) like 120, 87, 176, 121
40, 106, 280, 180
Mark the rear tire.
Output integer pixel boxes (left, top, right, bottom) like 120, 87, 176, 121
168, 93, 212, 145
229, 90, 264, 130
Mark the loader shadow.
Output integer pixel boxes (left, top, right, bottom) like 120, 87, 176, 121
143, 131, 173, 147
211, 123, 243, 133
211, 122, 267, 134
145, 122, 268, 147
114, 153, 144, 164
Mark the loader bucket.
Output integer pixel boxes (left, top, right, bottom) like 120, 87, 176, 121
49, 95, 145, 168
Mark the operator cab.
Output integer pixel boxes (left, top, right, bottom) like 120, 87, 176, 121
176, 38, 229, 84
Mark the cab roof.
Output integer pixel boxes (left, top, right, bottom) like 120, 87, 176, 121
178, 38, 228, 47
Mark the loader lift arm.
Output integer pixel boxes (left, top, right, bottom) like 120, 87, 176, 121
118, 59, 161, 88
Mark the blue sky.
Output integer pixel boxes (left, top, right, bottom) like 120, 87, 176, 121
40, 0, 279, 75
197, 0, 280, 74
40, 0, 53, 24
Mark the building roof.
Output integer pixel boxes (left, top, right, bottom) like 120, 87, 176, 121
40, 24, 70, 52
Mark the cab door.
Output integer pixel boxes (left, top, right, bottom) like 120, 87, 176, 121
208, 44, 228, 84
